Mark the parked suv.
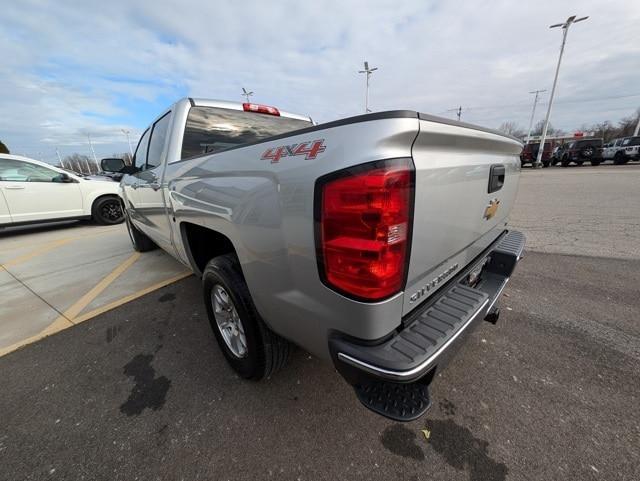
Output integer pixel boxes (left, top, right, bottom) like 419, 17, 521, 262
618, 136, 640, 163
550, 143, 568, 165
520, 141, 553, 167
560, 138, 603, 166
602, 137, 629, 164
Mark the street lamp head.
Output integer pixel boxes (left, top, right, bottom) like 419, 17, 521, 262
550, 15, 588, 29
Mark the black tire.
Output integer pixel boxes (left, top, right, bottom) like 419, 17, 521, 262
202, 254, 290, 380
542, 160, 550, 168
125, 211, 156, 252
590, 161, 601, 166
613, 152, 626, 165
561, 157, 570, 167
92, 196, 124, 225
576, 161, 584, 166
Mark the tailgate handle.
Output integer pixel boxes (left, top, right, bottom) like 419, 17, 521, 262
488, 164, 505, 193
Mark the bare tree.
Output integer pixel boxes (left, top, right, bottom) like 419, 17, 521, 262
62, 154, 92, 174
498, 121, 526, 139
531, 120, 563, 137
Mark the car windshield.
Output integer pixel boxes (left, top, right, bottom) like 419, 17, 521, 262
625, 136, 640, 146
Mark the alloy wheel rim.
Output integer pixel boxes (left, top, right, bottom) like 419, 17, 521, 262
211, 284, 247, 358
102, 201, 123, 221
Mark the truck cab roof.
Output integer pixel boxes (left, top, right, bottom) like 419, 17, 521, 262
189, 98, 313, 123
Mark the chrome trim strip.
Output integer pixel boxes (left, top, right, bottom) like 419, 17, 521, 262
338, 298, 490, 381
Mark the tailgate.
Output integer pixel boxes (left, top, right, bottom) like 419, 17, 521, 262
402, 116, 523, 316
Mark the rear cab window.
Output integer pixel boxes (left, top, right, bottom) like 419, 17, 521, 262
577, 139, 603, 147
180, 107, 312, 159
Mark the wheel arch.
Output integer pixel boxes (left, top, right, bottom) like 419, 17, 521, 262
179, 222, 238, 277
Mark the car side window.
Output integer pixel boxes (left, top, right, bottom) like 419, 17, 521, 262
0, 158, 61, 182
133, 129, 151, 171
146, 112, 171, 170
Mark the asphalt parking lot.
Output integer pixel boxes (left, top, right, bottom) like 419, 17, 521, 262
1, 165, 639, 481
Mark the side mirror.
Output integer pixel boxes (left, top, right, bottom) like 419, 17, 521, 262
101, 157, 126, 173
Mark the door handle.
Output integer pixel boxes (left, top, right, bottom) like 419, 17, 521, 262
488, 164, 505, 193
4, 185, 26, 190
131, 183, 139, 190
149, 182, 161, 191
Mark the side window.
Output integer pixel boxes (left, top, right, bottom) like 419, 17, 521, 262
133, 129, 151, 170
147, 112, 171, 169
0, 158, 60, 182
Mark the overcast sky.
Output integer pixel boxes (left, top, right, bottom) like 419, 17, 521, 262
2, 0, 639, 163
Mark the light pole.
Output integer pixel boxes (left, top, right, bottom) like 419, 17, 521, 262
121, 129, 134, 156
525, 89, 546, 144
634, 111, 640, 136
534, 15, 589, 168
358, 61, 378, 113
87, 134, 98, 174
241, 87, 254, 103
446, 106, 463, 121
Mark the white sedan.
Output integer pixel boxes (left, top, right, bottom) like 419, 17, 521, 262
0, 154, 124, 227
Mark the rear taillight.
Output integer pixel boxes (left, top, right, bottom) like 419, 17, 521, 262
316, 159, 414, 301
242, 103, 280, 116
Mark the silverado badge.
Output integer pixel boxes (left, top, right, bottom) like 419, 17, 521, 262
484, 199, 500, 220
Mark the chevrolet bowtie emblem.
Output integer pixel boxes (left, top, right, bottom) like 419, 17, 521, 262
484, 199, 500, 220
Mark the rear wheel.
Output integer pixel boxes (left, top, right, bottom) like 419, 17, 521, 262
590, 160, 601, 166
125, 211, 156, 252
613, 152, 626, 165
202, 254, 290, 380
92, 196, 124, 225
576, 161, 584, 166
561, 157, 570, 167
542, 160, 550, 168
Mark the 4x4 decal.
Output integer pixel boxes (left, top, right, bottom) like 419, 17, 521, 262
261, 139, 326, 163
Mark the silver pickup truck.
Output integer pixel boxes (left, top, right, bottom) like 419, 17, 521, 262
102, 98, 525, 421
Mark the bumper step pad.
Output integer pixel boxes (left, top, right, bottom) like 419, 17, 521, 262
353, 379, 432, 421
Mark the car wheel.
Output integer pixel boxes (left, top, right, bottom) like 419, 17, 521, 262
561, 157, 570, 167
590, 161, 601, 166
202, 254, 290, 380
542, 160, 550, 168
125, 210, 156, 252
92, 196, 124, 225
576, 161, 584, 166
613, 152, 626, 165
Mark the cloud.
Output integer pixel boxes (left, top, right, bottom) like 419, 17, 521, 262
1, 0, 639, 162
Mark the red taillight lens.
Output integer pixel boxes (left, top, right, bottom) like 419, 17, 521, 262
242, 103, 280, 116
317, 159, 413, 301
